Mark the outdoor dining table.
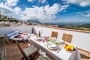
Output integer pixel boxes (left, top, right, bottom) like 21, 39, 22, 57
29, 36, 81, 60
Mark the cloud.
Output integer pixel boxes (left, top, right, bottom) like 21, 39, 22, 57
44, 4, 60, 15
0, 7, 13, 14
76, 10, 90, 17
0, 2, 21, 18
28, 0, 34, 3
0, 6, 21, 18
28, 0, 46, 3
0, 3, 13, 11
38, 0, 46, 4
20, 3, 69, 20
0, 3, 13, 14
5, 0, 19, 7
40, 19, 90, 24
83, 11, 90, 17
63, 0, 90, 7
0, 0, 69, 21
0, 0, 20, 15
14, 7, 21, 14
0, 0, 20, 14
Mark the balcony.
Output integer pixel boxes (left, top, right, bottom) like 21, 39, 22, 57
0, 25, 90, 60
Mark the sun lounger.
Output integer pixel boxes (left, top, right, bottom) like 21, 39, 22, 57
5, 30, 33, 43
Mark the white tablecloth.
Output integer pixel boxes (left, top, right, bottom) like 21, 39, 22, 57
29, 37, 81, 60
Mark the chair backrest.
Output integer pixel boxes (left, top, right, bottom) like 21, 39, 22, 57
15, 40, 29, 60
51, 31, 58, 38
62, 33, 73, 43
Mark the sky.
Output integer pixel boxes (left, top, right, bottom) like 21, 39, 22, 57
0, 0, 90, 23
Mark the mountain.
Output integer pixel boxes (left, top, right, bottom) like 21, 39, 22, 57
27, 19, 90, 25
27, 19, 41, 24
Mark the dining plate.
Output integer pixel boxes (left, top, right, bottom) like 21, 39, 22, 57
49, 43, 56, 48
36, 37, 43, 41
47, 43, 58, 50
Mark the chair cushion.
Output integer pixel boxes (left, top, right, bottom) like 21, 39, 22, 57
14, 35, 21, 38
5, 30, 19, 38
23, 45, 37, 56
19, 34, 25, 38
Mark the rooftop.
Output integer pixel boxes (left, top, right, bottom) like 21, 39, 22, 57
0, 24, 90, 60
0, 38, 90, 60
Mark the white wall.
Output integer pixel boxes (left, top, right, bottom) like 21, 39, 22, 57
34, 26, 90, 52
0, 25, 90, 52
0, 25, 33, 37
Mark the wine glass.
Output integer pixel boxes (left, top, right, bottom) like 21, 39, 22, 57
60, 40, 65, 49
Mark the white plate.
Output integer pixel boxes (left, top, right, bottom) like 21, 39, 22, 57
48, 43, 57, 49
36, 37, 43, 41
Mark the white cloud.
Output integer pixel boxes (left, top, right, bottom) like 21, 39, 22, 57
38, 0, 46, 4
0, 1, 20, 14
76, 10, 90, 17
83, 11, 90, 17
14, 7, 21, 14
20, 3, 69, 20
28, 0, 34, 2
44, 4, 60, 15
85, 13, 90, 17
0, 2, 20, 18
59, 5, 69, 11
0, 3, 14, 15
63, 0, 90, 7
0, 0, 69, 21
5, 0, 19, 7
0, 3, 13, 11
45, 19, 90, 24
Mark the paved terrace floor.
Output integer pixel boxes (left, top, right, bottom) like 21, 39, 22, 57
0, 37, 90, 60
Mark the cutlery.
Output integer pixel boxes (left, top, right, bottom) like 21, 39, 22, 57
57, 48, 61, 53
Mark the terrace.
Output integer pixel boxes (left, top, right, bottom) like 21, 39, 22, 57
0, 25, 90, 60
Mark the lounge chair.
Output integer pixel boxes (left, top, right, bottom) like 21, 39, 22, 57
5, 30, 33, 43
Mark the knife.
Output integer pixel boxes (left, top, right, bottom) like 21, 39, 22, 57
57, 48, 61, 53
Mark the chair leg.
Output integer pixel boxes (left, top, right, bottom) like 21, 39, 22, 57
30, 56, 33, 60
32, 52, 37, 60
22, 40, 28, 43
22, 57, 24, 60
